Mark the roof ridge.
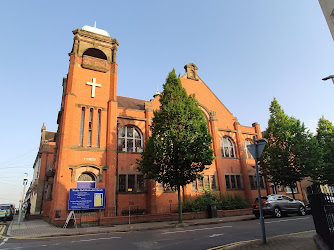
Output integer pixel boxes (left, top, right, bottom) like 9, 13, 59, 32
117, 95, 148, 102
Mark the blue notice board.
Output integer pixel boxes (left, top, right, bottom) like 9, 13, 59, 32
68, 188, 105, 210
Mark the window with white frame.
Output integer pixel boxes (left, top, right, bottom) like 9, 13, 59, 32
244, 139, 253, 159
118, 125, 143, 153
221, 137, 236, 158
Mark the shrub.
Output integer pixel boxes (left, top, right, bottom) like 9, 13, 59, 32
221, 193, 248, 210
182, 191, 248, 212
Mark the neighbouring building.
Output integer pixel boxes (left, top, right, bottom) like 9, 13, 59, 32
27, 123, 56, 215
28, 25, 305, 225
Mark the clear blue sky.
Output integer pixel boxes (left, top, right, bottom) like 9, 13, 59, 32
1, 1, 333, 207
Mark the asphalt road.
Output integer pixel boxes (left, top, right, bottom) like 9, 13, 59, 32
1, 215, 315, 250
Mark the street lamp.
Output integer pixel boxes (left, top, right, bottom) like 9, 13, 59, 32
322, 75, 334, 85
18, 173, 28, 224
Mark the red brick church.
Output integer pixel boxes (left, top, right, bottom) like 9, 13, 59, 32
27, 25, 304, 225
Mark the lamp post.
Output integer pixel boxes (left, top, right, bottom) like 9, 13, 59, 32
322, 75, 334, 85
18, 173, 28, 224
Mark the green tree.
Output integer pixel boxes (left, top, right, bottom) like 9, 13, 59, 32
137, 69, 214, 223
260, 98, 321, 199
312, 116, 334, 185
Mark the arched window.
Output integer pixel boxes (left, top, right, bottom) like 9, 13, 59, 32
118, 125, 143, 153
77, 172, 96, 188
83, 48, 107, 60
221, 136, 236, 158
244, 139, 253, 159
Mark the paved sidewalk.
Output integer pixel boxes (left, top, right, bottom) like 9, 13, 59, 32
6, 215, 254, 238
4, 215, 318, 249
220, 230, 316, 250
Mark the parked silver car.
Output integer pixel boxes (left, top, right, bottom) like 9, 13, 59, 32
252, 194, 306, 218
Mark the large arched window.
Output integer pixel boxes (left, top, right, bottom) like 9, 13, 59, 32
221, 136, 236, 158
118, 125, 143, 153
77, 172, 96, 188
244, 139, 253, 159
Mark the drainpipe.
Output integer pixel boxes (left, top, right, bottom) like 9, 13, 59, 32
115, 120, 120, 216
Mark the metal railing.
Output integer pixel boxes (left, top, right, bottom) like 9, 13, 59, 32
308, 185, 334, 249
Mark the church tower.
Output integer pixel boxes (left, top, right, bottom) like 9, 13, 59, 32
50, 24, 119, 223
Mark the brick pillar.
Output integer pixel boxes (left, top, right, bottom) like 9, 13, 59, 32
209, 114, 226, 196
144, 101, 157, 214
234, 121, 253, 204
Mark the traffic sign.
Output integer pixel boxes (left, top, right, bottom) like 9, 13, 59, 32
247, 141, 266, 159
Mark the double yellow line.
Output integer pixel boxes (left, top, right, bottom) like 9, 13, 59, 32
0, 225, 6, 236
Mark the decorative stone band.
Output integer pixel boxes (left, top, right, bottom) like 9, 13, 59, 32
75, 103, 107, 111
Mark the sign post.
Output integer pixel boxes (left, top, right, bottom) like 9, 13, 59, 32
247, 136, 267, 244
128, 188, 132, 226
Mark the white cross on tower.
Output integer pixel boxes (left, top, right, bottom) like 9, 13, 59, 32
86, 78, 101, 98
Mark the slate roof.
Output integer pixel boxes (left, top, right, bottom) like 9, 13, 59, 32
117, 96, 147, 111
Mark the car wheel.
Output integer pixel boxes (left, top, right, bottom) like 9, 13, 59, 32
273, 207, 282, 218
299, 206, 306, 216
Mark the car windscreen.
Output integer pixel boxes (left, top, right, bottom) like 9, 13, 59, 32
0, 206, 10, 210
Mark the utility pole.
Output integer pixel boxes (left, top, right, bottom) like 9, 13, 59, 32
18, 173, 28, 225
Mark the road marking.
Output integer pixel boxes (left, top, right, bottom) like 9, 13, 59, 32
209, 233, 225, 238
0, 237, 8, 248
261, 217, 309, 224
0, 225, 6, 235
71, 236, 121, 243
161, 226, 232, 234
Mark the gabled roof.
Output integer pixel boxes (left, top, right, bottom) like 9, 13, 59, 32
117, 96, 147, 111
